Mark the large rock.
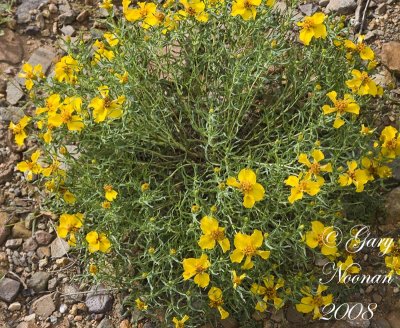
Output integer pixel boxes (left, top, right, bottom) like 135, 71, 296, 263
50, 237, 70, 258
0, 106, 25, 123
0, 29, 24, 65
16, 0, 48, 24
16, 47, 57, 86
34, 230, 53, 245
6, 79, 24, 105
326, 0, 357, 14
85, 285, 114, 314
380, 42, 400, 75
31, 294, 56, 318
386, 312, 400, 328
385, 187, 400, 225
27, 272, 51, 293
12, 221, 31, 239
0, 212, 11, 246
62, 284, 83, 304
97, 318, 114, 328
0, 277, 21, 302
345, 303, 370, 327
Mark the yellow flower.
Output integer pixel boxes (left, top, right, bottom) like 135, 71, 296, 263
198, 216, 230, 253
102, 201, 111, 209
232, 270, 246, 289
135, 298, 148, 310
141, 183, 150, 192
42, 158, 66, 178
385, 256, 400, 277
361, 156, 392, 180
360, 124, 376, 135
162, 14, 179, 34
227, 168, 265, 208
89, 263, 98, 274
47, 99, 84, 132
143, 11, 166, 29
9, 116, 30, 146
379, 238, 397, 255
298, 149, 332, 179
297, 13, 327, 46
18, 63, 44, 90
172, 315, 189, 328
322, 91, 360, 128
104, 185, 118, 201
208, 287, 229, 320
346, 69, 378, 96
63, 190, 76, 204
191, 204, 200, 213
231, 0, 261, 21
251, 275, 284, 312
182, 253, 210, 288
338, 161, 369, 192
379, 126, 400, 159
17, 150, 42, 181
284, 173, 324, 204
93, 40, 115, 62
54, 55, 80, 83
99, 0, 113, 10
89, 86, 125, 123
344, 35, 374, 61
337, 255, 360, 283
86, 231, 112, 253
305, 221, 337, 256
103, 32, 119, 47
115, 71, 129, 84
124, 1, 157, 22
57, 213, 84, 246
296, 285, 333, 319
178, 0, 208, 22
36, 94, 61, 116
230, 230, 270, 270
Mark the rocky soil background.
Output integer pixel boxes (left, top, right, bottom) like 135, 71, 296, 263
0, 0, 399, 327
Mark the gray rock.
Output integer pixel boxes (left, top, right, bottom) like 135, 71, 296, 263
61, 25, 75, 36
16, 0, 48, 24
0, 277, 21, 302
85, 285, 114, 314
0, 212, 11, 246
47, 277, 58, 291
34, 230, 53, 245
5, 238, 23, 249
76, 9, 89, 22
389, 158, 400, 181
97, 318, 114, 328
6, 80, 24, 105
299, 3, 318, 15
285, 305, 305, 323
0, 106, 25, 123
23, 237, 38, 252
31, 294, 56, 318
326, 0, 357, 14
0, 29, 24, 65
48, 3, 58, 14
50, 238, 70, 258
345, 303, 370, 327
27, 271, 50, 292
373, 318, 392, 328
62, 284, 83, 304
58, 11, 77, 25
385, 187, 400, 225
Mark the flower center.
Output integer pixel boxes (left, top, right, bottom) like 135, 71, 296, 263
244, 0, 252, 8
104, 185, 113, 192
209, 298, 223, 308
303, 18, 314, 30
243, 245, 256, 256
211, 229, 224, 241
356, 43, 366, 52
195, 264, 205, 273
61, 111, 72, 123
335, 100, 348, 113
314, 295, 324, 307
104, 97, 112, 108
240, 181, 253, 193
310, 162, 320, 175
386, 139, 397, 150
187, 6, 196, 15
